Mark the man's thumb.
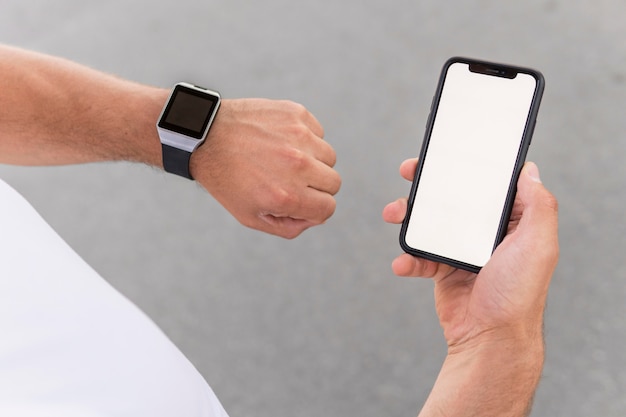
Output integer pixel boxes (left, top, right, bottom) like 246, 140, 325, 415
516, 161, 559, 264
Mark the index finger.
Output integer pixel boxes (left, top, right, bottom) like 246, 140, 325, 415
304, 108, 325, 139
399, 158, 418, 181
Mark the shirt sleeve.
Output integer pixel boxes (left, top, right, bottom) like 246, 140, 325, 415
0, 179, 229, 417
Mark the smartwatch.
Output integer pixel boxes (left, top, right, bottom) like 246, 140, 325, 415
157, 82, 221, 179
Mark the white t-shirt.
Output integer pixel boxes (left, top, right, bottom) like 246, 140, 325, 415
0, 179, 228, 417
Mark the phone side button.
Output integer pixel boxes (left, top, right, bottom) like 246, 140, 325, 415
528, 119, 537, 145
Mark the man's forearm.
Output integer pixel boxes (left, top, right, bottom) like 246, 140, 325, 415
0, 44, 167, 167
418, 338, 544, 417
0, 44, 341, 238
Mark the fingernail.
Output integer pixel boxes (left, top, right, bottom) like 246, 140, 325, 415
526, 162, 542, 183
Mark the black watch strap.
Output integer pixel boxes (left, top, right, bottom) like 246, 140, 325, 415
162, 144, 193, 180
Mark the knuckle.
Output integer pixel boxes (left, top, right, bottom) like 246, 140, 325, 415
315, 196, 337, 224
288, 100, 308, 116
267, 185, 299, 210
288, 122, 310, 141
283, 146, 309, 170
329, 148, 337, 166
331, 171, 342, 194
329, 194, 338, 212
326, 198, 337, 218
282, 229, 302, 240
278, 100, 306, 119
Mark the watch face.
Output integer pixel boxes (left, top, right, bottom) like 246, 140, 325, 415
158, 84, 220, 139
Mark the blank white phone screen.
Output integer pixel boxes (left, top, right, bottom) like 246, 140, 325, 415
405, 62, 537, 267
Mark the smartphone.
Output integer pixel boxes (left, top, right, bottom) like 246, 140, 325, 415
400, 57, 544, 273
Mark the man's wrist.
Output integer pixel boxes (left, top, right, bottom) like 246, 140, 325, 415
420, 337, 544, 417
113, 85, 169, 168
156, 83, 221, 179
446, 320, 545, 355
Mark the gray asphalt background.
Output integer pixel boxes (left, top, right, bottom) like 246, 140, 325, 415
1, 1, 624, 416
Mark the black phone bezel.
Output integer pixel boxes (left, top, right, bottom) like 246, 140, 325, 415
399, 57, 545, 273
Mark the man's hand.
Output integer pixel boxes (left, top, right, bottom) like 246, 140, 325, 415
190, 99, 341, 239
383, 158, 559, 416
0, 46, 340, 240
